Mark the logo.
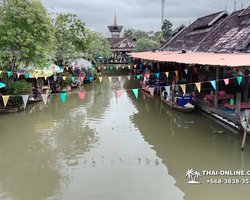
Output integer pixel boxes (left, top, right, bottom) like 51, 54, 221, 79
185, 169, 202, 184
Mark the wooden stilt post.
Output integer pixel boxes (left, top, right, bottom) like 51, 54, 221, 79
235, 92, 241, 120
244, 69, 249, 102
241, 130, 247, 150
214, 67, 219, 108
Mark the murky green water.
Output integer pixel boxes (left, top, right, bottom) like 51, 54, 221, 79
1, 65, 250, 200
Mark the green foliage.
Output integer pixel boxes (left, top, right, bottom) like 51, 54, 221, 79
84, 30, 112, 61
61, 71, 72, 86
53, 13, 90, 66
93, 68, 99, 80
135, 38, 160, 52
161, 19, 173, 38
123, 29, 148, 39
5, 80, 33, 109
0, 0, 54, 71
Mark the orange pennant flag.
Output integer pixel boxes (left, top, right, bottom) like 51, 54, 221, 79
175, 70, 178, 76
195, 82, 201, 93
180, 84, 186, 94
66, 66, 68, 71
108, 77, 112, 82
2, 95, 9, 108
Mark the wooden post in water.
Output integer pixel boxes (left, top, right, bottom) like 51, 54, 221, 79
241, 130, 247, 150
244, 69, 249, 102
214, 67, 219, 108
235, 93, 241, 120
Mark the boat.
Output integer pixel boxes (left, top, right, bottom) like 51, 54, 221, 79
161, 91, 195, 113
141, 90, 154, 98
140, 81, 155, 96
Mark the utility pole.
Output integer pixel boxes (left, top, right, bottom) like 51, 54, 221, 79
161, 0, 166, 29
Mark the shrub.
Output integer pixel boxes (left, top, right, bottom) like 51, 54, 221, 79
93, 68, 99, 80
61, 71, 72, 86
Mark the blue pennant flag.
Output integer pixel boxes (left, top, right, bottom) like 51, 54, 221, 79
110, 67, 113, 70
72, 77, 75, 82
89, 77, 93, 83
237, 76, 242, 85
137, 75, 140, 79
7, 71, 11, 77
59, 66, 62, 70
132, 89, 138, 99
210, 80, 216, 90
140, 64, 142, 68
156, 73, 159, 78
26, 73, 30, 79
60, 93, 66, 104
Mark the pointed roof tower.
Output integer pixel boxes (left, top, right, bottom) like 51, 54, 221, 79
108, 10, 123, 38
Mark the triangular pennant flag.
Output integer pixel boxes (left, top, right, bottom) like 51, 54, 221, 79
44, 76, 47, 80
116, 90, 122, 98
59, 66, 62, 70
165, 72, 169, 77
53, 66, 55, 70
127, 76, 131, 80
99, 77, 102, 82
2, 95, 9, 108
89, 77, 93, 83
118, 76, 121, 82
35, 75, 38, 80
128, 65, 131, 69
195, 82, 201, 93
98, 67, 101, 70
194, 67, 197, 73
92, 67, 94, 71
184, 69, 188, 74
148, 87, 154, 96
62, 76, 66, 80
54, 76, 57, 82
41, 94, 49, 105
72, 67, 75, 71
156, 73, 159, 78
78, 92, 85, 99
132, 89, 138, 99
116, 66, 118, 70
111, 60, 113, 63
224, 79, 229, 85
7, 71, 11, 77
210, 81, 216, 90
140, 64, 142, 68
110, 67, 113, 70
108, 77, 112, 82
104, 67, 107, 69
60, 93, 66, 104
66, 66, 68, 71
81, 76, 84, 82
165, 86, 170, 96
134, 65, 136, 68
115, 60, 117, 62
137, 75, 140, 79
0, 71, 2, 75
146, 74, 150, 79
17, 72, 21, 78
237, 76, 242, 85
175, 71, 178, 76
21, 95, 29, 108
180, 84, 186, 94
72, 77, 75, 82
122, 66, 124, 69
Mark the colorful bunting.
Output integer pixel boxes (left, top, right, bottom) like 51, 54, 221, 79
224, 79, 229, 85
149, 88, 154, 96
54, 76, 57, 82
111, 60, 113, 63
53, 66, 55, 70
132, 89, 138, 99
134, 65, 136, 68
66, 67, 68, 71
21, 95, 29, 108
146, 74, 150, 79
156, 73, 159, 78
140, 64, 143, 68
92, 67, 95, 71
109, 77, 112, 82
0, 71, 2, 75
122, 66, 124, 69
165, 72, 169, 77
128, 65, 131, 69
237, 76, 242, 85
99, 77, 102, 82
89, 77, 93, 83
72, 67, 75, 71
210, 80, 216, 90
184, 69, 188, 74
44, 76, 47, 80
137, 75, 140, 79
35, 75, 38, 80
194, 67, 197, 73
17, 72, 21, 78
60, 93, 66, 104
98, 67, 101, 70
195, 82, 201, 93
180, 84, 186, 94
165, 86, 170, 96
104, 67, 107, 69
41, 94, 49, 105
2, 95, 9, 108
175, 71, 178, 76
7, 71, 11, 77
0, 82, 5, 88
127, 76, 131, 80
78, 92, 85, 99
72, 77, 75, 82
62, 76, 66, 80
110, 67, 113, 70
118, 76, 121, 82
81, 76, 84, 82
116, 90, 122, 98
59, 66, 62, 70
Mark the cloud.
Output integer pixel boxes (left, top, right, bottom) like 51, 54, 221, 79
41, 0, 250, 37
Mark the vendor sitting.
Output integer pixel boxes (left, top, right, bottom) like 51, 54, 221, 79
71, 81, 78, 86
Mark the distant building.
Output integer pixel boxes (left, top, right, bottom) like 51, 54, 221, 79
107, 12, 136, 55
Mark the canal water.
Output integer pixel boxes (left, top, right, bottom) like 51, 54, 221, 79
1, 65, 250, 200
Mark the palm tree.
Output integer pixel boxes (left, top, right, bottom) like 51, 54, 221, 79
185, 169, 195, 181
194, 171, 201, 182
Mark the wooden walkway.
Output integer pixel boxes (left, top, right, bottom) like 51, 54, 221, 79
194, 101, 242, 130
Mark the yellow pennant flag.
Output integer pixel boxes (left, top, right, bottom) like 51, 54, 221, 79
0, 70, 2, 74
44, 76, 47, 80
134, 65, 136, 68
128, 65, 131, 69
165, 72, 169, 77
175, 70, 178, 76
108, 77, 112, 82
66, 66, 68, 71
2, 95, 9, 108
73, 67, 75, 71
62, 76, 66, 80
195, 82, 201, 93
180, 84, 186, 94
99, 77, 102, 82
115, 60, 117, 62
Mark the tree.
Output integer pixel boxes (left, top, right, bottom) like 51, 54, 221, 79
123, 29, 148, 39
161, 19, 173, 38
53, 13, 90, 66
123, 29, 135, 38
0, 0, 54, 75
84, 30, 111, 62
135, 38, 160, 52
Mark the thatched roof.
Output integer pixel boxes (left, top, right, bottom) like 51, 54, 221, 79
107, 38, 136, 51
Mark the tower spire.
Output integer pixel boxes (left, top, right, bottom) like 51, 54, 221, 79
114, 9, 117, 26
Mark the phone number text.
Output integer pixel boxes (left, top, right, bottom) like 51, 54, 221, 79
207, 179, 250, 184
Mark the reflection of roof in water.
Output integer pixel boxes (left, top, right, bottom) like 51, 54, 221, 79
71, 58, 93, 69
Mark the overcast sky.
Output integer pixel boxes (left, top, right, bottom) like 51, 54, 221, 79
41, 0, 249, 37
